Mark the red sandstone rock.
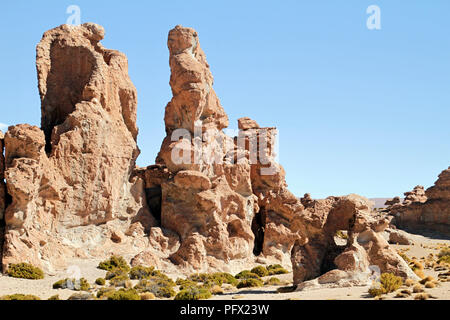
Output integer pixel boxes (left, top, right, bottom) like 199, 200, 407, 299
1, 24, 152, 272
388, 168, 450, 235
238, 117, 260, 131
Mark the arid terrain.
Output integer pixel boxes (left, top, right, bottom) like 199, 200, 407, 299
0, 23, 449, 301
0, 231, 448, 300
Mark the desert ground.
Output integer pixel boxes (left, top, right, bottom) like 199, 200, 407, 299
0, 231, 448, 300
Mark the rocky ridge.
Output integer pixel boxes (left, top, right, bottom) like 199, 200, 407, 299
0, 24, 419, 288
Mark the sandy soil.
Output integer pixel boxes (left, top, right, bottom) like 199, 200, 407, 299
0, 232, 448, 300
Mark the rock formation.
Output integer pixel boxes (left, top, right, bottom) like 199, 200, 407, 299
1, 24, 152, 272
291, 194, 418, 290
387, 168, 450, 235
0, 23, 417, 289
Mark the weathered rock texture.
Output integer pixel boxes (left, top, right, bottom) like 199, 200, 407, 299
0, 130, 5, 220
1, 24, 414, 289
1, 24, 152, 272
387, 169, 450, 235
132, 25, 415, 284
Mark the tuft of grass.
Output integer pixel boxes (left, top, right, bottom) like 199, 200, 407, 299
419, 276, 435, 285
414, 293, 430, 300
335, 230, 348, 240
409, 260, 425, 279
95, 278, 106, 286
107, 289, 141, 300
397, 251, 411, 264
0, 294, 41, 300
264, 277, 281, 286
251, 266, 269, 277
404, 279, 415, 287
52, 278, 90, 291
175, 287, 212, 300
210, 285, 224, 295
48, 295, 60, 300
437, 247, 450, 264
412, 284, 424, 293
236, 278, 264, 289
98, 255, 130, 272
235, 270, 261, 280
140, 292, 156, 300
188, 272, 238, 287
7, 263, 44, 280
96, 287, 116, 299
267, 265, 289, 275
129, 265, 155, 280
134, 278, 176, 298
368, 273, 403, 297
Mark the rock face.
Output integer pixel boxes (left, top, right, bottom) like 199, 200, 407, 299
1, 24, 152, 272
133, 25, 414, 283
387, 169, 450, 235
1, 23, 414, 289
0, 130, 5, 220
291, 194, 418, 290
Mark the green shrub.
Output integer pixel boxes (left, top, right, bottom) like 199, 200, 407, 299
134, 278, 176, 298
98, 255, 130, 272
106, 268, 129, 280
95, 278, 106, 285
237, 278, 263, 288
235, 270, 261, 280
48, 295, 60, 300
140, 292, 156, 300
107, 289, 141, 300
251, 266, 269, 277
7, 263, 44, 280
129, 265, 155, 280
0, 294, 41, 300
213, 272, 239, 287
267, 265, 289, 275
397, 251, 411, 263
264, 277, 281, 285
176, 278, 199, 290
96, 287, 116, 299
368, 273, 403, 297
335, 230, 348, 239
438, 247, 450, 264
175, 287, 212, 300
52, 278, 90, 291
188, 272, 238, 287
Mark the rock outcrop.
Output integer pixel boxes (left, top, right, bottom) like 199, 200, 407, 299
291, 194, 418, 290
387, 169, 450, 235
1, 24, 152, 272
0, 23, 415, 289
0, 130, 5, 220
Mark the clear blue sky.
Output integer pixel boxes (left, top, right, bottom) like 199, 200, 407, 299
1, 1, 449, 199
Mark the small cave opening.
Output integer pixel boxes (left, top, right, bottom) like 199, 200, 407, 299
251, 207, 266, 256
41, 44, 95, 154
320, 244, 346, 275
145, 186, 162, 224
